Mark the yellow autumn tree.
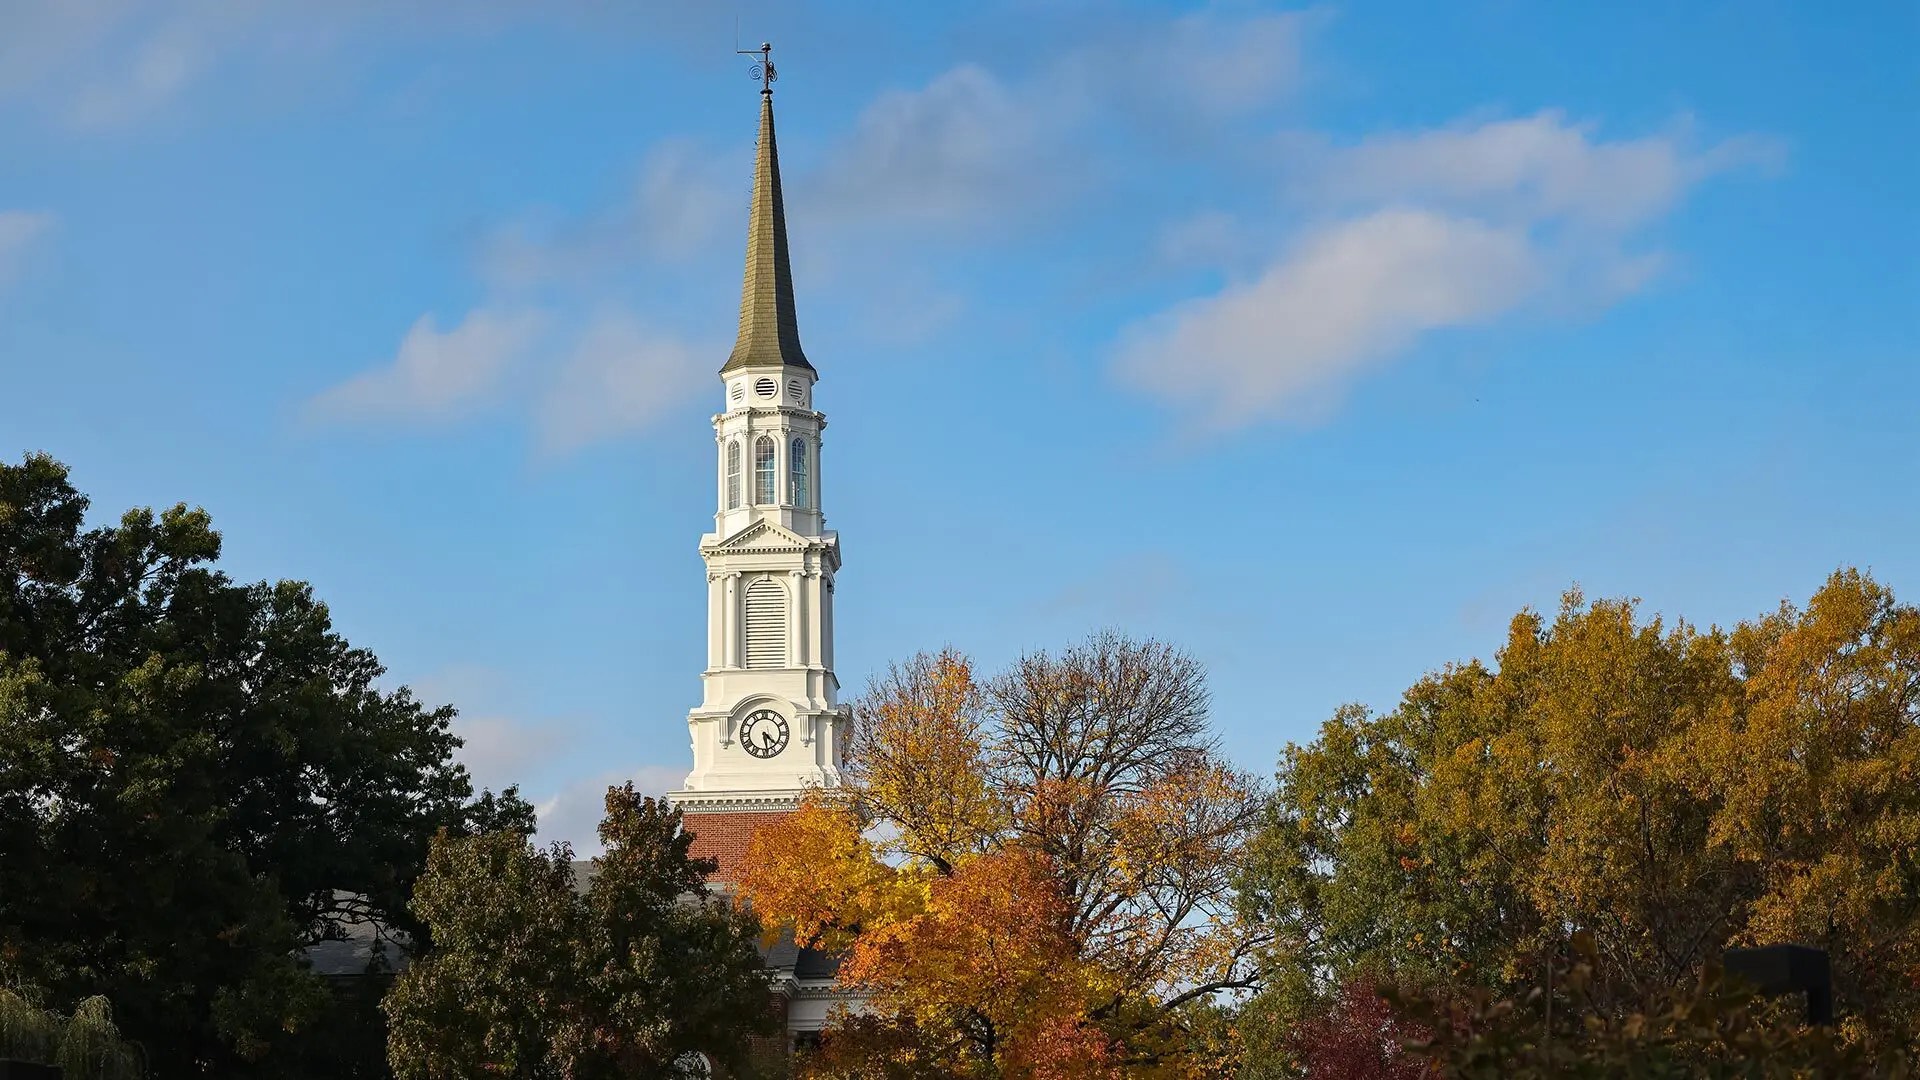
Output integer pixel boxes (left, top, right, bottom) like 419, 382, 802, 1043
1710, 569, 1920, 1043
1242, 568, 1920, 1063
736, 636, 1263, 1078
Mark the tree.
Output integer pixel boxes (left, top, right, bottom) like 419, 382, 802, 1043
1237, 570, 1920, 1061
1711, 570, 1920, 1041
739, 636, 1264, 1077
0, 453, 530, 1075
1386, 931, 1911, 1078
1238, 977, 1432, 1080
0, 987, 142, 1079
384, 785, 778, 1079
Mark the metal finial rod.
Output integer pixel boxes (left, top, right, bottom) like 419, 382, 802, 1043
737, 41, 777, 95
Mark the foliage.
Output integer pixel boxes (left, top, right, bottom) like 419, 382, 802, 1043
0, 987, 143, 1079
0, 452, 530, 1075
1387, 931, 1911, 1078
0, 986, 60, 1064
1238, 568, 1920, 1063
741, 636, 1263, 1078
383, 784, 778, 1079
57, 996, 144, 1080
1266, 978, 1432, 1080
798, 1014, 960, 1080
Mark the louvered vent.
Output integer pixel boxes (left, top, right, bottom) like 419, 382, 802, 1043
743, 579, 787, 668
788, 379, 804, 402
730, 382, 745, 402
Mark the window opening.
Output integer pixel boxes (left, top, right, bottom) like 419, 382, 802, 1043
790, 438, 810, 507
754, 436, 777, 504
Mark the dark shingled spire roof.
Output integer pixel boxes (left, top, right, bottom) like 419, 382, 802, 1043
722, 89, 813, 374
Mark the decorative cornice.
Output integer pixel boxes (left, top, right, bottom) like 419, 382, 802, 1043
792, 982, 864, 1000
716, 405, 823, 421
668, 780, 840, 807
702, 543, 817, 557
666, 789, 811, 812
701, 519, 837, 558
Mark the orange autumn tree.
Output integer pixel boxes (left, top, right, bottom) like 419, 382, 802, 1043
738, 634, 1265, 1078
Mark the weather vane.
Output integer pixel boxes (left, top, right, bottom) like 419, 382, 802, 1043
738, 41, 777, 95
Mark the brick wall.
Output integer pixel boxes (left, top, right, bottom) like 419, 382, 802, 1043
682, 810, 794, 885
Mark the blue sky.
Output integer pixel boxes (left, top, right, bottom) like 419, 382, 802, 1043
2, 1, 1914, 851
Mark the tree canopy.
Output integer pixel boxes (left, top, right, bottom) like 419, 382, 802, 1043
383, 785, 778, 1079
738, 635, 1264, 1078
0, 453, 529, 1075
1238, 569, 1920, 1066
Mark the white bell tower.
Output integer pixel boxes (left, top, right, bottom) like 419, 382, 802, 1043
670, 69, 847, 813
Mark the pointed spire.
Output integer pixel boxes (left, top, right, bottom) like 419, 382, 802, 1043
722, 60, 812, 375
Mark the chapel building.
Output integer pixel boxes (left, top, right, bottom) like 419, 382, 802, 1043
664, 60, 851, 1044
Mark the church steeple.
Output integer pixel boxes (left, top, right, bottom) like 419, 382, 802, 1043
674, 44, 846, 825
722, 57, 812, 375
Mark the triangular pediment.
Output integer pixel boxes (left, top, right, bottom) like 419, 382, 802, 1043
712, 519, 813, 553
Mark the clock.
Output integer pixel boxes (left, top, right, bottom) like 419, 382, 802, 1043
740, 710, 790, 759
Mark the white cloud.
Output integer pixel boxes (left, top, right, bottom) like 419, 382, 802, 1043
0, 211, 56, 289
806, 11, 1313, 236
532, 764, 686, 856
304, 307, 714, 450
1117, 111, 1777, 430
1295, 111, 1782, 230
807, 64, 1074, 234
1116, 209, 1540, 428
534, 313, 713, 455
307, 308, 544, 424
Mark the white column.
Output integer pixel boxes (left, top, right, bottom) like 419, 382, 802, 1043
777, 430, 788, 508
788, 569, 806, 668
706, 571, 723, 669
723, 572, 741, 667
806, 569, 824, 672
822, 575, 835, 671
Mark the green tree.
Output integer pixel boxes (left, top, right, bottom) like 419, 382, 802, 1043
0, 988, 143, 1079
384, 785, 778, 1079
0, 453, 531, 1075
1237, 570, 1919, 1063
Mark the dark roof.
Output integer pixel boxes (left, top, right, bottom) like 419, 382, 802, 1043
305, 895, 410, 977
794, 944, 843, 980
720, 91, 813, 375
306, 927, 407, 977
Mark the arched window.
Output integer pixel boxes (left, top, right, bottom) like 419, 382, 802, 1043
724, 441, 742, 509
789, 438, 809, 508
743, 578, 786, 668
754, 436, 777, 505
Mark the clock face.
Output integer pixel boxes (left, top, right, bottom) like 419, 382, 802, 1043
740, 709, 790, 759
